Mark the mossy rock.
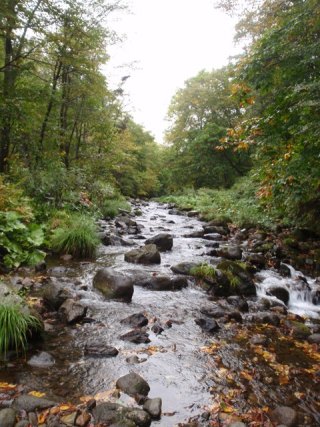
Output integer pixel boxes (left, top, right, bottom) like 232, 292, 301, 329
291, 321, 311, 340
215, 260, 256, 297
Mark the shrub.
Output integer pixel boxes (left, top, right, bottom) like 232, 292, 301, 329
100, 199, 131, 219
50, 214, 100, 258
0, 304, 42, 357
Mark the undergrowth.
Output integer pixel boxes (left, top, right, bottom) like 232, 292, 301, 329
0, 304, 42, 357
50, 213, 100, 258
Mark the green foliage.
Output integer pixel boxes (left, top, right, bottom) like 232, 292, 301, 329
0, 304, 42, 357
100, 199, 131, 219
190, 264, 216, 280
161, 175, 279, 229
50, 214, 100, 259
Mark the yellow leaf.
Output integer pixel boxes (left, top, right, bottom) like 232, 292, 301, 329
0, 382, 16, 389
29, 391, 46, 398
240, 371, 253, 381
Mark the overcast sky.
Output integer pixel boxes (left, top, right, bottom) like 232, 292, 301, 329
105, 0, 240, 143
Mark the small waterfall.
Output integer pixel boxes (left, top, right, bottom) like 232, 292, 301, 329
256, 264, 320, 318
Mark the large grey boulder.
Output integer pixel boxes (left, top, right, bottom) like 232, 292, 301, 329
145, 233, 173, 251
41, 281, 73, 310
92, 402, 151, 427
116, 372, 150, 397
143, 398, 162, 419
270, 406, 298, 427
171, 262, 199, 275
217, 245, 243, 260
93, 268, 134, 302
59, 298, 87, 323
125, 245, 161, 265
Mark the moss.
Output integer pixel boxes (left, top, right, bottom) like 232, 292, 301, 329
190, 263, 216, 281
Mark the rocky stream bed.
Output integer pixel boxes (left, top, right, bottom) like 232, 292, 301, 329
0, 201, 319, 427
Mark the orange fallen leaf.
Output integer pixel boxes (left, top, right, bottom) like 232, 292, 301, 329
240, 370, 253, 381
0, 382, 16, 389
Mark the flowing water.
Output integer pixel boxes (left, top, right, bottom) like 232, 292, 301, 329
2, 202, 320, 425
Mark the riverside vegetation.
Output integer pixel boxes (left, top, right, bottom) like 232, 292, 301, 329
0, 0, 320, 426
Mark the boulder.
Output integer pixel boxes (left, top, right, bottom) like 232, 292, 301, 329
245, 253, 266, 269
308, 333, 320, 344
13, 395, 57, 412
217, 245, 243, 260
101, 233, 134, 247
143, 398, 162, 419
270, 406, 298, 427
58, 298, 87, 323
120, 313, 149, 328
226, 296, 249, 312
203, 233, 223, 241
200, 306, 226, 318
137, 275, 188, 291
125, 245, 161, 265
171, 262, 198, 275
41, 281, 73, 310
195, 318, 220, 333
116, 372, 150, 397
125, 409, 151, 427
93, 268, 134, 302
120, 329, 150, 344
84, 344, 119, 358
145, 233, 173, 251
0, 408, 16, 427
267, 287, 289, 305
183, 231, 204, 238
215, 261, 256, 297
203, 225, 229, 235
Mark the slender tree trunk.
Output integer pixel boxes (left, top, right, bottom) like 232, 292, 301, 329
59, 64, 71, 167
37, 59, 62, 163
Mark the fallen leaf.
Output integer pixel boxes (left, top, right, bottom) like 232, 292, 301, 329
29, 391, 46, 398
240, 370, 253, 381
0, 382, 16, 390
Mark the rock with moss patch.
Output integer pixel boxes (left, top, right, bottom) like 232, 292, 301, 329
213, 261, 256, 297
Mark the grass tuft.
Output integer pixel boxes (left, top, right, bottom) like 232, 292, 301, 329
100, 199, 131, 219
190, 263, 216, 280
50, 214, 100, 258
0, 305, 42, 357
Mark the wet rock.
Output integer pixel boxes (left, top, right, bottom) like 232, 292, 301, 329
15, 421, 29, 427
35, 261, 47, 273
245, 253, 266, 269
120, 313, 149, 328
61, 411, 77, 425
126, 409, 151, 427
138, 275, 188, 291
203, 225, 229, 235
142, 398, 162, 420
195, 318, 220, 333
250, 334, 268, 346
145, 233, 173, 251
92, 402, 127, 425
308, 333, 320, 344
120, 329, 150, 344
75, 410, 91, 427
250, 313, 280, 327
171, 262, 199, 275
187, 210, 199, 217
46, 414, 66, 427
227, 311, 243, 323
84, 343, 119, 357
267, 287, 289, 305
59, 298, 87, 323
151, 322, 164, 335
126, 355, 141, 364
28, 351, 55, 368
215, 261, 256, 297
13, 395, 57, 412
200, 306, 225, 318
125, 244, 161, 265
279, 263, 291, 277
270, 406, 297, 427
116, 372, 150, 397
183, 230, 204, 238
41, 281, 73, 310
217, 245, 243, 260
93, 268, 134, 302
102, 233, 134, 247
203, 233, 223, 241
290, 321, 311, 339
226, 296, 249, 312
0, 408, 16, 427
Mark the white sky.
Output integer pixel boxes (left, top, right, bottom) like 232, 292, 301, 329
105, 0, 240, 143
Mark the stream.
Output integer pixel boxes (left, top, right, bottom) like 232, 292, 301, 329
1, 201, 320, 426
